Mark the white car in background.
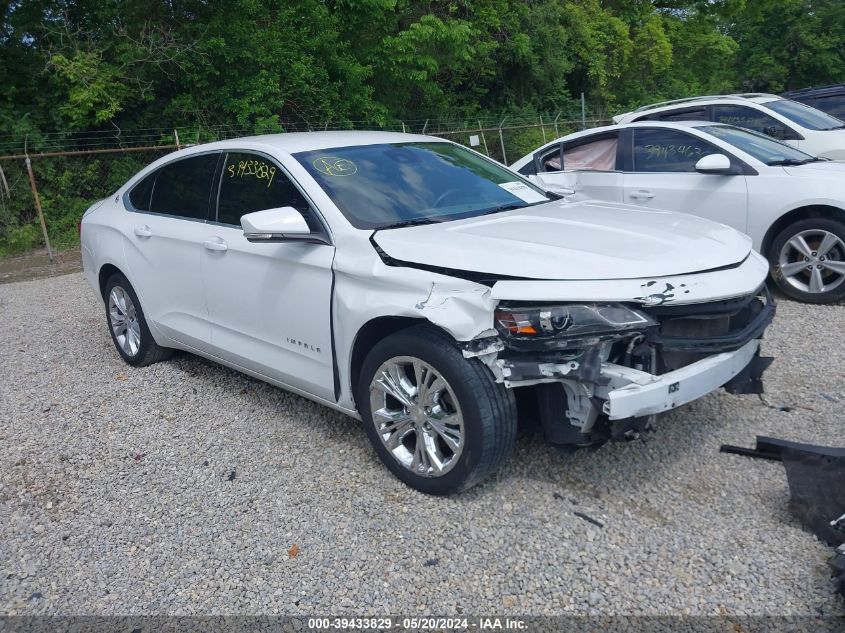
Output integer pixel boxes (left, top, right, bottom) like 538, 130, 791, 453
512, 121, 845, 303
613, 94, 845, 160
81, 132, 774, 495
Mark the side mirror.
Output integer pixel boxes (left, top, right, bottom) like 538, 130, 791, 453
241, 207, 312, 243
695, 153, 734, 175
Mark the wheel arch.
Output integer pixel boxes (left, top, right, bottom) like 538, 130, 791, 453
761, 205, 845, 258
98, 262, 127, 300
349, 316, 454, 407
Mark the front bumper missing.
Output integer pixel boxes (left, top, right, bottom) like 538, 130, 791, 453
597, 338, 761, 420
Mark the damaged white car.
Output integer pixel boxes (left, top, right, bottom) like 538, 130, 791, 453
81, 132, 775, 494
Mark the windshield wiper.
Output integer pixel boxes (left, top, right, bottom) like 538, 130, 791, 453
379, 217, 441, 230
766, 157, 824, 166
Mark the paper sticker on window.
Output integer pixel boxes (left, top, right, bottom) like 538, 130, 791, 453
498, 181, 548, 204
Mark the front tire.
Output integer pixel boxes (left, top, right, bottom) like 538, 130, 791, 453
769, 218, 845, 303
357, 325, 517, 495
104, 273, 174, 367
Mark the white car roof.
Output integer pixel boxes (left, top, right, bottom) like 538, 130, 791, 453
614, 94, 781, 124
184, 130, 440, 155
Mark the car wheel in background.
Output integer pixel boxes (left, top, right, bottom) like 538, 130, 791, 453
104, 273, 174, 366
358, 325, 517, 495
769, 218, 845, 303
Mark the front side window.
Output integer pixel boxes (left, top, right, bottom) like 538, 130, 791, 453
765, 98, 845, 131
148, 154, 219, 220
563, 135, 618, 171
699, 124, 814, 165
216, 152, 317, 229
632, 129, 718, 173
294, 142, 551, 230
711, 105, 800, 140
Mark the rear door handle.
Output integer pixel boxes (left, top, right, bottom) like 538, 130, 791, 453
203, 237, 228, 252
629, 190, 655, 200
133, 225, 152, 238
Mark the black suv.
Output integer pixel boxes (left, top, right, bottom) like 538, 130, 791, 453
782, 85, 845, 120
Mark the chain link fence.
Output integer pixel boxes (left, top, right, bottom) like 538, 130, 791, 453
0, 114, 609, 257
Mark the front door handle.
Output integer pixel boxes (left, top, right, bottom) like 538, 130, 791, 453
203, 237, 228, 252
629, 190, 655, 200
133, 225, 152, 238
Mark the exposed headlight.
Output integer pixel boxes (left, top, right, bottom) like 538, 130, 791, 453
494, 303, 656, 341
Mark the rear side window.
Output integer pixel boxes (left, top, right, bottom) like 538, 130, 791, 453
632, 128, 717, 172
128, 173, 155, 211
711, 105, 801, 140
216, 152, 318, 229
148, 154, 219, 220
656, 108, 708, 122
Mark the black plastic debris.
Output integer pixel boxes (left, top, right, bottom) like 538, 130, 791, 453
722, 436, 845, 546
721, 435, 845, 598
831, 545, 845, 598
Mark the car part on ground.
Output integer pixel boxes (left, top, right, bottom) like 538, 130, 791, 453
831, 545, 845, 598
721, 436, 845, 599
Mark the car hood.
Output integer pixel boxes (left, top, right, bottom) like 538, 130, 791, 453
784, 160, 845, 177
373, 200, 752, 281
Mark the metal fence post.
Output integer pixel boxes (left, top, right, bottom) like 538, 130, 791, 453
554, 112, 561, 138
24, 156, 53, 262
174, 129, 181, 150
478, 120, 489, 155
581, 93, 587, 130
540, 115, 547, 144
498, 117, 508, 165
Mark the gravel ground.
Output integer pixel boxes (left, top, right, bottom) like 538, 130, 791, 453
0, 272, 843, 616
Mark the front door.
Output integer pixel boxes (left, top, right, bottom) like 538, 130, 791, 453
622, 127, 749, 233
200, 151, 336, 401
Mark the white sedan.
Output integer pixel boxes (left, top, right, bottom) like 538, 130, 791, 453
81, 132, 773, 494
512, 121, 845, 303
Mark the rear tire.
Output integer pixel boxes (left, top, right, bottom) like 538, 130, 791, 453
769, 217, 845, 304
104, 273, 174, 367
357, 325, 517, 495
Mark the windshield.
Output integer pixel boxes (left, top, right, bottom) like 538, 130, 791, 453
293, 142, 551, 229
765, 98, 845, 131
699, 124, 818, 165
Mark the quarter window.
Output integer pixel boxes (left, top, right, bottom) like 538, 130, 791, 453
128, 172, 156, 211
711, 105, 801, 140
217, 152, 316, 228
632, 129, 718, 173
148, 154, 219, 220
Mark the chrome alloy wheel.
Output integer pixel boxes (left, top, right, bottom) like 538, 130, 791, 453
368, 356, 465, 477
108, 286, 141, 357
778, 229, 845, 294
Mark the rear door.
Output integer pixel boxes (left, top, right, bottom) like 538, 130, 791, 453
531, 131, 624, 202
200, 151, 336, 400
121, 153, 220, 350
621, 127, 749, 232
